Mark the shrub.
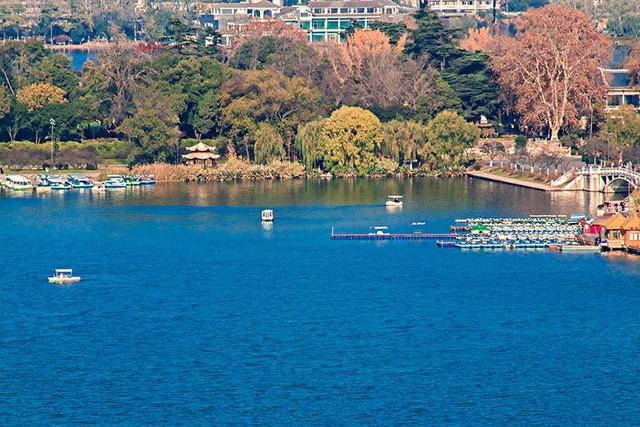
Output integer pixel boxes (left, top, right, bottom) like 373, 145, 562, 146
515, 135, 527, 150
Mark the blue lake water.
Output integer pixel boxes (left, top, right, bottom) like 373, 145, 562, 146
64, 50, 97, 72
1, 178, 639, 424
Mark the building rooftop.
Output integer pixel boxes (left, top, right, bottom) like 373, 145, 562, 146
205, 0, 279, 8
308, 0, 399, 8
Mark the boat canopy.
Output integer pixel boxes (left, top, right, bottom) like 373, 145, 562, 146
388, 195, 403, 199
55, 269, 73, 274
372, 226, 388, 230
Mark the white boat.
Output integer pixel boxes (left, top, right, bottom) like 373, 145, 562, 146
369, 226, 389, 236
48, 269, 81, 285
49, 175, 72, 191
105, 175, 127, 189
385, 195, 403, 207
3, 174, 32, 191
261, 209, 274, 222
67, 174, 94, 189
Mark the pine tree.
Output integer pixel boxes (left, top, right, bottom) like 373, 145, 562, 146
404, 8, 460, 69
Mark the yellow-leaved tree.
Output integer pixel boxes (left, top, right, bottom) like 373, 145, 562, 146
16, 82, 67, 111
320, 106, 381, 176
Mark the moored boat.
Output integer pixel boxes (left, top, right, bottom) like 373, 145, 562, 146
105, 175, 127, 189
49, 175, 72, 190
67, 174, 94, 189
139, 175, 156, 185
2, 174, 33, 191
124, 175, 142, 186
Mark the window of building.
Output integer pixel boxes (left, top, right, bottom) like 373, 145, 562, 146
301, 21, 310, 29
327, 20, 339, 29
313, 8, 323, 13
312, 19, 325, 29
311, 33, 325, 42
367, 7, 374, 13
340, 8, 349, 13
330, 8, 338, 13
356, 7, 365, 13
339, 19, 350, 29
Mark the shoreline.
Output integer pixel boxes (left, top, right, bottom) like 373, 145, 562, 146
466, 170, 561, 192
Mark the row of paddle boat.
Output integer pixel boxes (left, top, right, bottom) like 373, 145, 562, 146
451, 239, 578, 250
442, 215, 585, 251
1, 174, 156, 192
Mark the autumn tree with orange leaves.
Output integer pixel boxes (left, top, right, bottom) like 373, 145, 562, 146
492, 6, 612, 140
459, 27, 494, 53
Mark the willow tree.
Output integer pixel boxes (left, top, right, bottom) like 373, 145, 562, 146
492, 6, 612, 140
380, 120, 427, 167
254, 123, 285, 164
295, 119, 326, 170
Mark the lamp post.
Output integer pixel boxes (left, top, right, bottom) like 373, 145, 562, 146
49, 118, 56, 163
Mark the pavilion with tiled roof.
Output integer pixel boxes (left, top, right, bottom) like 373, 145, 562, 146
182, 142, 220, 168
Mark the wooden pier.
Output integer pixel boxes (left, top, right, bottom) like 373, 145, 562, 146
330, 232, 460, 241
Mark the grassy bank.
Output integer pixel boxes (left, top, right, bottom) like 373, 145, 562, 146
132, 159, 305, 182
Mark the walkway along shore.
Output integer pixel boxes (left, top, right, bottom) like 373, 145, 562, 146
466, 170, 561, 192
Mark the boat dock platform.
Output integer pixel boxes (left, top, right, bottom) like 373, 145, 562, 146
330, 232, 460, 241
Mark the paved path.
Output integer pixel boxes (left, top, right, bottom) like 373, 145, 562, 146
467, 170, 560, 192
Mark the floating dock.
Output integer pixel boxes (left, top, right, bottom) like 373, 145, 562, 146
330, 233, 459, 241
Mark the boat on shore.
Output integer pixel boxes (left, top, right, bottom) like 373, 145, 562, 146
67, 174, 94, 189
48, 269, 81, 285
2, 175, 33, 192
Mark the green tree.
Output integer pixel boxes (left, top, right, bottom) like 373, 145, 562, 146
254, 123, 285, 164
0, 85, 11, 121
160, 56, 231, 137
422, 110, 480, 172
220, 70, 321, 160
442, 51, 498, 120
404, 8, 460, 69
368, 21, 408, 45
192, 90, 220, 139
380, 120, 428, 166
601, 105, 640, 152
295, 118, 326, 170
117, 82, 184, 164
320, 106, 381, 175
26, 54, 79, 95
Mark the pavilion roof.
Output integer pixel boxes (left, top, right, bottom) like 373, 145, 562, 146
182, 152, 221, 160
186, 142, 217, 153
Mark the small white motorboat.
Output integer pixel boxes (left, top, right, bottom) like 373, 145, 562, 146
385, 195, 403, 207
261, 209, 274, 222
48, 269, 81, 285
369, 226, 390, 236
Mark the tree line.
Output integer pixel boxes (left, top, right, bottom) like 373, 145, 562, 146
1, 5, 640, 173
